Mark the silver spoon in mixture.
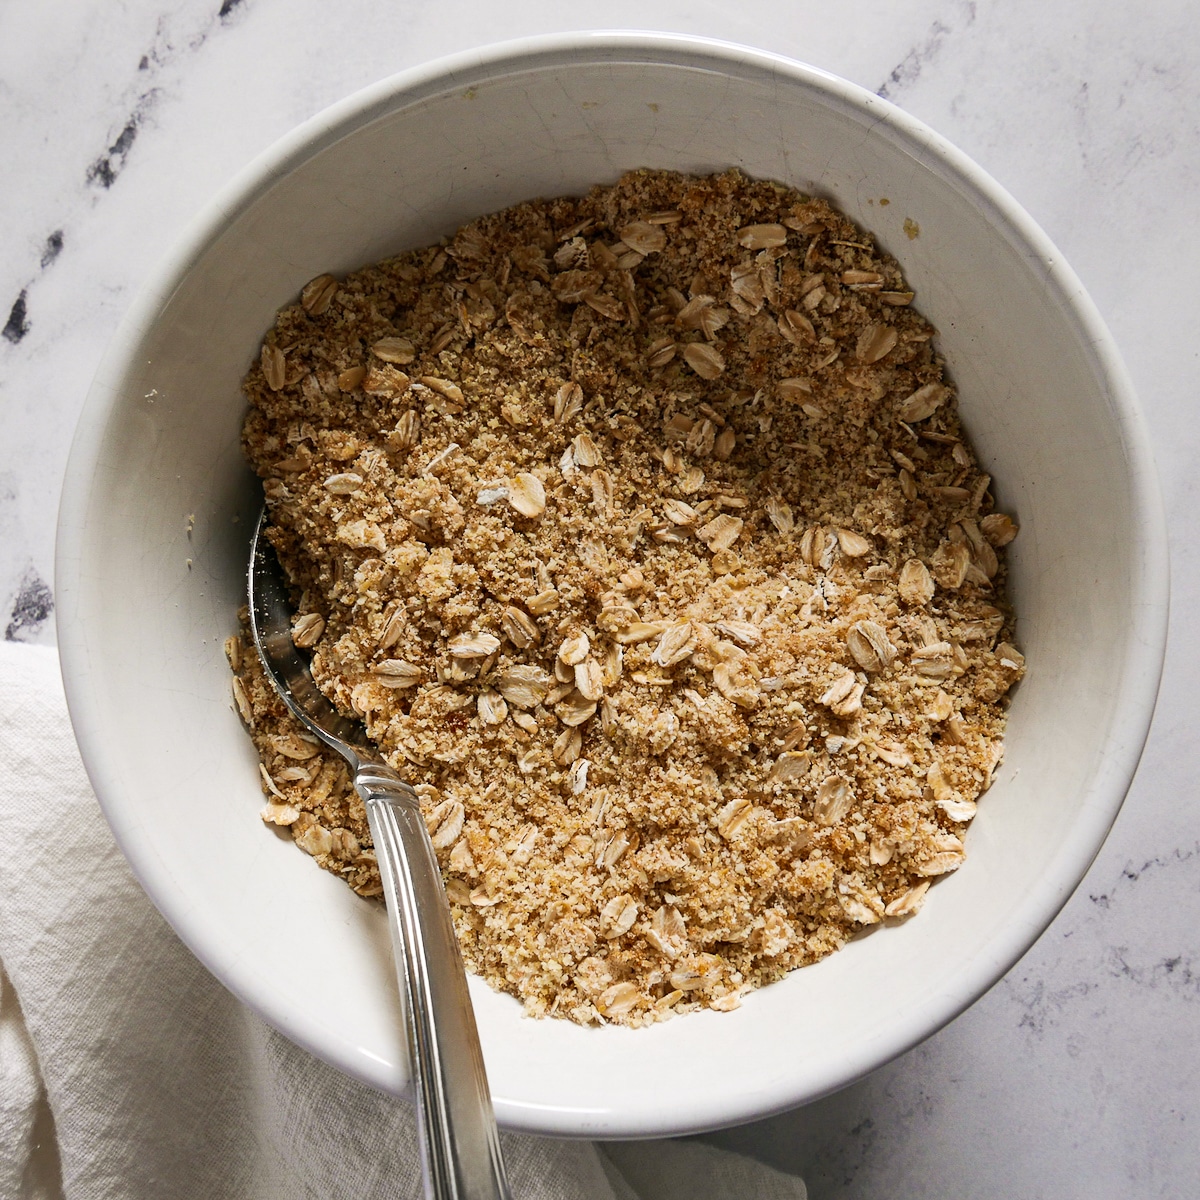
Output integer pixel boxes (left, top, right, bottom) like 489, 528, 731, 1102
248, 509, 511, 1200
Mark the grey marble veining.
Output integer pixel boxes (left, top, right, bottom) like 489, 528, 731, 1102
3, 1, 1198, 1195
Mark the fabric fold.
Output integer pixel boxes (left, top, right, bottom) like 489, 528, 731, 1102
0, 642, 805, 1199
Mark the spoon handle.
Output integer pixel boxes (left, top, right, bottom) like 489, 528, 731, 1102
357, 764, 511, 1200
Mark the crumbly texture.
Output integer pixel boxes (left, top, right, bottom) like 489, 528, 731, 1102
232, 169, 1024, 1026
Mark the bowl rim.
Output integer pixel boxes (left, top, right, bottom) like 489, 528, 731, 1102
56, 30, 1170, 1138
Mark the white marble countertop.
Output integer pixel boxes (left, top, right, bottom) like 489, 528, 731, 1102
3, 1, 1197, 1195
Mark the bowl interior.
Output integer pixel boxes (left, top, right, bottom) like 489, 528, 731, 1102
57, 35, 1165, 1138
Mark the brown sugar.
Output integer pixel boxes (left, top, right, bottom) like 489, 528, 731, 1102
231, 169, 1023, 1025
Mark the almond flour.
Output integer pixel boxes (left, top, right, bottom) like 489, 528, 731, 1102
232, 169, 1023, 1026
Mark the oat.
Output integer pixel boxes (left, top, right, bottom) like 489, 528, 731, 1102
323, 472, 363, 495
981, 512, 1019, 546
428, 799, 465, 850
713, 619, 759, 647
260, 343, 286, 391
231, 675, 253, 725
619, 221, 667, 255
646, 904, 688, 958
552, 725, 582, 765
856, 323, 898, 364
235, 169, 1022, 1028
899, 383, 946, 422
651, 622, 696, 667
716, 795, 753, 839
554, 382, 583, 422
558, 633, 590, 665
372, 336, 416, 364
291, 613, 325, 648
884, 881, 930, 918
371, 659, 423, 688
836, 527, 872, 558
765, 497, 794, 534
646, 339, 677, 368
448, 633, 501, 659
814, 776, 855, 825
508, 472, 546, 518
713, 427, 736, 459
696, 513, 743, 551
821, 670, 865, 717
494, 667, 549, 710
526, 589, 559, 616
600, 895, 639, 938
768, 751, 812, 783
476, 689, 508, 725
597, 981, 641, 1016
846, 620, 897, 673
681, 342, 725, 379
574, 658, 605, 702
558, 691, 597, 726
899, 558, 936, 606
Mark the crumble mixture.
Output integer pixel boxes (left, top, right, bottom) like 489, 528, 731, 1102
230, 169, 1023, 1026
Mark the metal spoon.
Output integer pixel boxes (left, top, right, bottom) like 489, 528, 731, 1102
248, 509, 511, 1200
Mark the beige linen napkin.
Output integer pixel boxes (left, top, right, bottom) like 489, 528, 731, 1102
0, 641, 807, 1200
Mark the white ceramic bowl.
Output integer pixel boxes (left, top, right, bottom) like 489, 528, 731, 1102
57, 33, 1168, 1138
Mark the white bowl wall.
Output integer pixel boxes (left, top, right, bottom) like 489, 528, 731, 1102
57, 33, 1166, 1138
